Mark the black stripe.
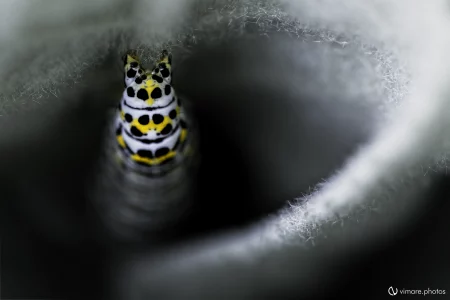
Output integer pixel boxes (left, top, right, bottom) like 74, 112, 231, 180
123, 97, 176, 111
123, 124, 180, 145
172, 138, 180, 151
172, 129, 188, 152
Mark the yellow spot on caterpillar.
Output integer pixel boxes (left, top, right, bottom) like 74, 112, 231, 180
126, 54, 139, 65
180, 128, 187, 143
124, 55, 140, 74
131, 151, 176, 166
143, 81, 156, 88
139, 82, 160, 106
131, 116, 172, 135
117, 135, 126, 148
120, 111, 125, 120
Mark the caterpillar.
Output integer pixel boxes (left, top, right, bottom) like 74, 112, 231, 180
116, 50, 191, 174
90, 50, 199, 242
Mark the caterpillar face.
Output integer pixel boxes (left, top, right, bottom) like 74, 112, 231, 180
116, 50, 189, 168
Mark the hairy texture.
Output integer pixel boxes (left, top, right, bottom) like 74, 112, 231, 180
1, 0, 450, 299
0, 0, 194, 116
276, 0, 450, 223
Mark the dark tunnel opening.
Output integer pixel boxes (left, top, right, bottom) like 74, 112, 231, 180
172, 34, 378, 238
1, 32, 380, 299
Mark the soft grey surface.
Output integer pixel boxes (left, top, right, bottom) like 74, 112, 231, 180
1, 0, 450, 299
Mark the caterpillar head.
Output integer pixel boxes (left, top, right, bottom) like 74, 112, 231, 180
121, 50, 175, 109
